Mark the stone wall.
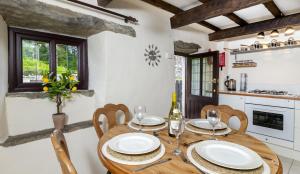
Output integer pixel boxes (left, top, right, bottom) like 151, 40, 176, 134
0, 0, 135, 38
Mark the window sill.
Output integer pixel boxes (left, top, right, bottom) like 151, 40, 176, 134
6, 90, 95, 99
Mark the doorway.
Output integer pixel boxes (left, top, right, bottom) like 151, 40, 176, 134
175, 51, 219, 118
185, 51, 219, 118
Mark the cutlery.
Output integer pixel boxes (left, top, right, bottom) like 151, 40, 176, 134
132, 158, 172, 172
260, 156, 279, 166
183, 139, 204, 147
153, 132, 172, 144
223, 130, 237, 137
180, 153, 189, 163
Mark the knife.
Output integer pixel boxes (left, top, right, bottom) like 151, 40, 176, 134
132, 158, 172, 172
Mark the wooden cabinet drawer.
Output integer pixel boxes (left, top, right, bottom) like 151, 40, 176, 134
295, 128, 300, 151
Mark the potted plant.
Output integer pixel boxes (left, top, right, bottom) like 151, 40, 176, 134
42, 72, 79, 130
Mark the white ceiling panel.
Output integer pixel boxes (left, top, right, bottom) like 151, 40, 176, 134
273, 0, 300, 15
234, 4, 274, 23
205, 16, 239, 29
163, 0, 200, 10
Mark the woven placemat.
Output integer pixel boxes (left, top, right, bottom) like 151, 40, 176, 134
129, 121, 167, 131
186, 123, 230, 135
107, 146, 161, 162
191, 148, 264, 174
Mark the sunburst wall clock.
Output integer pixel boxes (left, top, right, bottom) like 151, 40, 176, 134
144, 44, 161, 67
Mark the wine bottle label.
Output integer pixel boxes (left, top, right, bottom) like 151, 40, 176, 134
169, 120, 180, 135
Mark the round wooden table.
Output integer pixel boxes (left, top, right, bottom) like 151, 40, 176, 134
97, 125, 283, 174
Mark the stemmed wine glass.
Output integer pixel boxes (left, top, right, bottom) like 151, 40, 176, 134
207, 109, 221, 140
134, 105, 146, 132
171, 111, 185, 156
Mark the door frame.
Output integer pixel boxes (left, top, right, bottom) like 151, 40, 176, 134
185, 51, 219, 117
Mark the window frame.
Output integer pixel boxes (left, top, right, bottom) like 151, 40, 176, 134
8, 27, 88, 92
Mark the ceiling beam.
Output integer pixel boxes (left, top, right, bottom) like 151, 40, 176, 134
97, 0, 112, 7
141, 0, 220, 31
209, 13, 300, 41
171, 0, 271, 29
263, 1, 284, 18
224, 13, 248, 26
199, 0, 248, 26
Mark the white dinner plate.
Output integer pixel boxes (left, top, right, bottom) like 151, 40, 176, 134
128, 121, 168, 132
108, 133, 161, 155
132, 115, 165, 126
189, 119, 227, 130
102, 142, 166, 165
195, 140, 263, 170
187, 143, 270, 174
185, 123, 232, 136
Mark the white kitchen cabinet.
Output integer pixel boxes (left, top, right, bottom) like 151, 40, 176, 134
295, 101, 300, 109
296, 109, 300, 129
219, 94, 245, 111
295, 128, 300, 151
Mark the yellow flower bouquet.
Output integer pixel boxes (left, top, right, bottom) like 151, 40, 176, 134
42, 72, 79, 114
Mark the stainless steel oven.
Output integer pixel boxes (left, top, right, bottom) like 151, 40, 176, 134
245, 97, 294, 142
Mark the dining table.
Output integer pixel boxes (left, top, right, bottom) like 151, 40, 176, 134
97, 124, 283, 174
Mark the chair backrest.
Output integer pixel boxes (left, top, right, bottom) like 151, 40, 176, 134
93, 103, 130, 140
50, 130, 77, 174
200, 105, 248, 133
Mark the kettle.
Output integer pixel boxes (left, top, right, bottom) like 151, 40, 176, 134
224, 76, 236, 91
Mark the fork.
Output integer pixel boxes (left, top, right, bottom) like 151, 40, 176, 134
183, 139, 205, 147
153, 131, 172, 144
260, 156, 279, 166
132, 158, 172, 172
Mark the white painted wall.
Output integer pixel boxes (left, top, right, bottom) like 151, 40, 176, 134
0, 128, 106, 174
0, 0, 213, 173
217, 31, 300, 94
172, 26, 216, 53
5, 94, 96, 135
0, 16, 8, 142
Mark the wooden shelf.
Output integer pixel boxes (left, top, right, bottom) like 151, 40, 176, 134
230, 44, 300, 55
232, 64, 257, 68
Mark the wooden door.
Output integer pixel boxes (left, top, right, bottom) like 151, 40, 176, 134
186, 51, 219, 118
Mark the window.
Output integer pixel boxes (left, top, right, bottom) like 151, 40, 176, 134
8, 28, 88, 92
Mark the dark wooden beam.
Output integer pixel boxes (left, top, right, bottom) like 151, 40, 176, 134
97, 0, 112, 6
199, 0, 248, 26
141, 0, 182, 14
141, 0, 220, 31
263, 1, 284, 18
209, 13, 300, 41
171, 0, 271, 29
224, 13, 248, 26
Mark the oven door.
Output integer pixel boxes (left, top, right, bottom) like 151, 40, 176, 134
245, 104, 294, 142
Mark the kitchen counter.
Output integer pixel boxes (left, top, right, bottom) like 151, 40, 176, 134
219, 90, 300, 101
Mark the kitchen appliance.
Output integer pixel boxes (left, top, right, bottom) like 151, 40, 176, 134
224, 76, 236, 91
245, 97, 294, 142
240, 73, 248, 91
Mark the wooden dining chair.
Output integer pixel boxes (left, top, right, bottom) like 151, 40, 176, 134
200, 105, 248, 133
93, 103, 131, 140
50, 130, 77, 174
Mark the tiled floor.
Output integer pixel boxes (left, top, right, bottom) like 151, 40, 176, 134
279, 156, 300, 174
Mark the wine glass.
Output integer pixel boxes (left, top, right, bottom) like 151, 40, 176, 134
171, 116, 184, 156
207, 109, 221, 140
134, 105, 146, 132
